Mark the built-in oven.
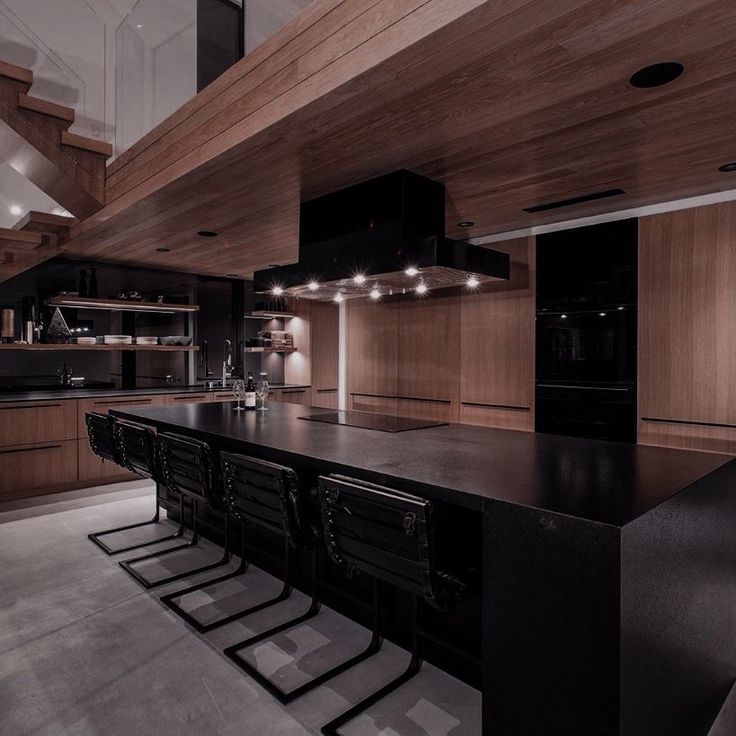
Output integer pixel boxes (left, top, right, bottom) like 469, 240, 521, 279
535, 306, 636, 385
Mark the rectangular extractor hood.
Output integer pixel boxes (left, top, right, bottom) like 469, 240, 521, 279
253, 170, 510, 301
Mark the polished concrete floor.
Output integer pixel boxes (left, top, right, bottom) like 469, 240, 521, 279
0, 481, 480, 736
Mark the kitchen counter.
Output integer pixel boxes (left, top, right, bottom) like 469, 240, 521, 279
0, 383, 311, 404
110, 401, 736, 736
110, 401, 728, 525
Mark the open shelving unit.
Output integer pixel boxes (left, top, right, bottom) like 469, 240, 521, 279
244, 346, 297, 354
47, 296, 199, 314
0, 344, 198, 352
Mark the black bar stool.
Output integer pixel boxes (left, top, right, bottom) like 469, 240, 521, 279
119, 432, 231, 589
220, 452, 382, 703
86, 413, 186, 555
318, 474, 471, 736
158, 452, 304, 632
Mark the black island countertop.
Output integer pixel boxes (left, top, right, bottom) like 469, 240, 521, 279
110, 401, 730, 527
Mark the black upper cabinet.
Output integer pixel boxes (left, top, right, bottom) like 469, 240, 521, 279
536, 218, 638, 309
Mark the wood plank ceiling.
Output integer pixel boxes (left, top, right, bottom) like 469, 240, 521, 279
61, 0, 736, 278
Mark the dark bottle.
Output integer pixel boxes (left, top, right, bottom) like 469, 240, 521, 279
89, 267, 99, 298
245, 371, 256, 410
78, 268, 88, 297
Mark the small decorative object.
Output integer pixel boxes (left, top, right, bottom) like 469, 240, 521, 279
78, 269, 88, 297
159, 336, 193, 346
156, 295, 164, 303
135, 336, 158, 345
232, 379, 246, 411
46, 308, 72, 344
103, 335, 133, 345
0, 308, 15, 343
256, 373, 269, 411
89, 267, 99, 298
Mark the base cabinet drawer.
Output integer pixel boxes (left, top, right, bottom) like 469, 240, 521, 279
313, 389, 338, 409
277, 389, 311, 406
0, 400, 77, 447
0, 440, 78, 498
78, 439, 136, 485
165, 393, 212, 406
78, 395, 166, 437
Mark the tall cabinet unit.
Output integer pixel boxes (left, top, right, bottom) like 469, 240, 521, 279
638, 202, 736, 454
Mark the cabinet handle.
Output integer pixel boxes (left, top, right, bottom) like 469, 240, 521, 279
316, 389, 337, 393
173, 395, 206, 400
94, 398, 154, 406
0, 403, 61, 410
0, 443, 61, 455
283, 390, 305, 394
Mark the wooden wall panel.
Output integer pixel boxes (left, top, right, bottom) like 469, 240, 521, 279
285, 298, 312, 387
310, 301, 339, 394
343, 236, 535, 428
638, 202, 736, 454
347, 299, 398, 396
460, 237, 535, 431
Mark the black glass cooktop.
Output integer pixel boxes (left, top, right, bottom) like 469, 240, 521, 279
299, 410, 448, 432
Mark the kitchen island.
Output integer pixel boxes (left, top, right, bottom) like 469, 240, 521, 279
111, 401, 736, 736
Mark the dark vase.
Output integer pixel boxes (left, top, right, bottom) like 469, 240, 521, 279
78, 269, 88, 297
89, 267, 99, 298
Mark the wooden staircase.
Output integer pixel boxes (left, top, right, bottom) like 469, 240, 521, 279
0, 59, 112, 220
0, 210, 76, 283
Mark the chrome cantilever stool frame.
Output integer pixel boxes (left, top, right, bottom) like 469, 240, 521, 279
318, 474, 470, 736
219, 452, 382, 704
86, 413, 187, 556
119, 432, 231, 589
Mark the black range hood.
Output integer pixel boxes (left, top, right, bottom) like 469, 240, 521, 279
253, 170, 510, 301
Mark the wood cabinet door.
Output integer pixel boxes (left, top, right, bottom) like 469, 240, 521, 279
639, 203, 736, 452
460, 237, 535, 430
0, 440, 77, 498
77, 394, 165, 438
164, 392, 213, 406
279, 388, 311, 405
0, 400, 77, 447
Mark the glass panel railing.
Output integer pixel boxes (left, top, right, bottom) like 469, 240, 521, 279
244, 0, 313, 55
0, 0, 108, 141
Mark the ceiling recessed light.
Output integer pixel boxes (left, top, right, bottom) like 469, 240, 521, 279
457, 221, 474, 228
718, 162, 736, 172
404, 267, 419, 277
599, 312, 606, 317
268, 264, 280, 268
307, 281, 319, 291
369, 287, 381, 300
415, 283, 428, 295
466, 275, 480, 289
155, 247, 170, 252
226, 273, 238, 278
9, 205, 21, 217
197, 230, 218, 238
561, 314, 568, 320
629, 62, 684, 89
334, 292, 344, 303
272, 286, 284, 296
136, 24, 143, 29
353, 274, 366, 285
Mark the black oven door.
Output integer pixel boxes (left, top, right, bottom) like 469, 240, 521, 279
536, 307, 636, 384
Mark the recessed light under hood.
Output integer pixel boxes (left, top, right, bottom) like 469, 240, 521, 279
253, 170, 509, 301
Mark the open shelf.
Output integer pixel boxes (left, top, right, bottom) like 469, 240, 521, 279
0, 344, 199, 352
245, 310, 294, 319
47, 296, 199, 313
244, 346, 297, 354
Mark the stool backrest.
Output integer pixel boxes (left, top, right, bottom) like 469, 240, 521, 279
85, 412, 121, 466
319, 475, 447, 609
221, 452, 314, 549
113, 420, 159, 481
158, 432, 219, 508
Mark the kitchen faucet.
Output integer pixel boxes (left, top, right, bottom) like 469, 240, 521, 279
222, 339, 232, 385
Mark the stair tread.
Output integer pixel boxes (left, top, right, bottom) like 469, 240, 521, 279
60, 130, 112, 157
18, 93, 75, 123
0, 60, 33, 85
0, 227, 45, 250
13, 211, 76, 235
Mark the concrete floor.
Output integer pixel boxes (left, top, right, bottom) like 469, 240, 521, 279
0, 481, 481, 736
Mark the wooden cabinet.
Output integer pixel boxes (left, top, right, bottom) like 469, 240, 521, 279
460, 237, 535, 431
78, 439, 135, 484
0, 399, 77, 446
278, 388, 311, 406
311, 301, 339, 398
0, 440, 77, 497
77, 394, 166, 437
350, 393, 399, 415
638, 203, 736, 453
313, 388, 339, 409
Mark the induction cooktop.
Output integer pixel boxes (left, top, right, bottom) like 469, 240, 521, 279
299, 410, 448, 432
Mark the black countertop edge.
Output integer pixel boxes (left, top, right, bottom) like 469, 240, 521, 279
0, 384, 312, 404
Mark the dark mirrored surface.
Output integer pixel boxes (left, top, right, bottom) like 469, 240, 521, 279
299, 410, 448, 432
